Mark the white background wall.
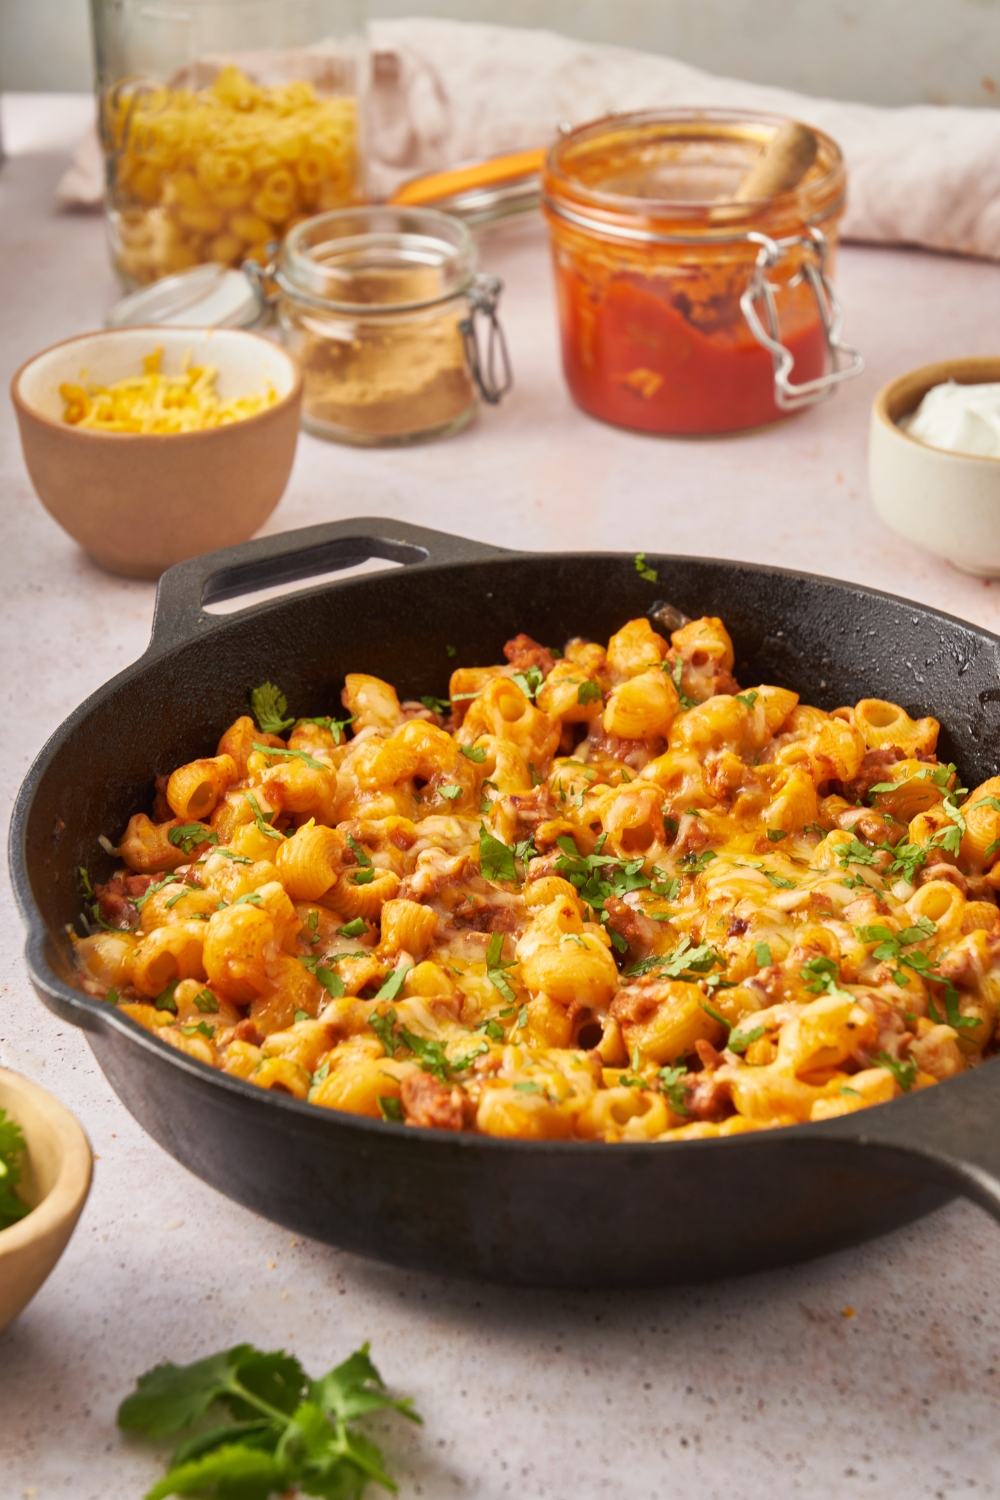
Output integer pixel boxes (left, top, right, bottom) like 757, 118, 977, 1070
2, 0, 1000, 106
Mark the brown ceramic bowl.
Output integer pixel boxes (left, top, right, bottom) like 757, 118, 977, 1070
0, 1067, 92, 1335
11, 327, 303, 579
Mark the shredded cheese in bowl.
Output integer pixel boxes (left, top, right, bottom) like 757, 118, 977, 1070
60, 348, 277, 434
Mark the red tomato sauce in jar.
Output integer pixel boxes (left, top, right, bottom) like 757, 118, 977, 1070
543, 109, 850, 437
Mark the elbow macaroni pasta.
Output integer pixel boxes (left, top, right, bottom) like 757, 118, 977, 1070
74, 614, 1000, 1141
105, 65, 361, 286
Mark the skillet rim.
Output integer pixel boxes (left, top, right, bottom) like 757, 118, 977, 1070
10, 537, 1000, 1161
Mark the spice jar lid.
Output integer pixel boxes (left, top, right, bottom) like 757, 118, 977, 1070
105, 264, 263, 329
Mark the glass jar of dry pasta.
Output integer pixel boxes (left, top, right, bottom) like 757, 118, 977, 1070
91, 0, 367, 289
270, 206, 512, 444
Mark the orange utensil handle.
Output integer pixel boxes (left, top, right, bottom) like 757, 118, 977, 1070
389, 148, 547, 207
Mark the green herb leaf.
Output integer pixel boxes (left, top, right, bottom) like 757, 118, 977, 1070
420, 694, 450, 716
634, 552, 658, 583
700, 1001, 730, 1032
346, 835, 372, 869
666, 658, 697, 711
439, 783, 463, 801
0, 1109, 30, 1231
242, 791, 283, 843
479, 1019, 505, 1041
252, 742, 325, 772
248, 682, 295, 736
735, 691, 759, 709
338, 918, 367, 938
155, 980, 180, 1015
194, 989, 219, 1014
766, 829, 787, 842
299, 956, 346, 999
755, 941, 772, 968
657, 1064, 691, 1116
877, 1050, 918, 1092
351, 867, 376, 886
761, 868, 796, 889
378, 1096, 404, 1123
460, 743, 487, 762
479, 824, 517, 883
679, 849, 717, 873
511, 666, 544, 701
179, 1022, 214, 1040
626, 938, 722, 980
168, 824, 218, 856
728, 1024, 767, 1055
836, 838, 880, 869
232, 892, 264, 907
577, 680, 602, 706
374, 968, 410, 1003
368, 1006, 399, 1058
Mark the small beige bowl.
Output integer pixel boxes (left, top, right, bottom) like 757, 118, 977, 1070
869, 357, 1000, 577
11, 326, 303, 579
0, 1067, 92, 1335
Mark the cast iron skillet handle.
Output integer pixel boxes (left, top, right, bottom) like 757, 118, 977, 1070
149, 518, 515, 656
823, 1059, 1000, 1224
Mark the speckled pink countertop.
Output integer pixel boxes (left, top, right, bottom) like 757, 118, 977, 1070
4, 94, 1000, 1500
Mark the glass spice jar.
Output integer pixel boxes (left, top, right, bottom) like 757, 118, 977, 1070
542, 108, 863, 436
90, 0, 367, 289
270, 206, 511, 445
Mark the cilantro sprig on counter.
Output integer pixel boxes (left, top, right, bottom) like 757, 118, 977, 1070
117, 1340, 419, 1499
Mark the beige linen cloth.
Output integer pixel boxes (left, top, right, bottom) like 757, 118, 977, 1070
60, 15, 1000, 260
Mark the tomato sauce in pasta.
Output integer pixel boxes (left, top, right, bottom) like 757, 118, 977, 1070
73, 614, 1000, 1142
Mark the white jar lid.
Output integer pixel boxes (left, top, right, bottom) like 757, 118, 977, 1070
105, 264, 262, 329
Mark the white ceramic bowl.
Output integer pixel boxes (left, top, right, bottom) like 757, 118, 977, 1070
0, 1068, 92, 1335
869, 357, 1000, 577
11, 326, 302, 580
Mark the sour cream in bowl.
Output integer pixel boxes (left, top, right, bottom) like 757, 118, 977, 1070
869, 358, 1000, 577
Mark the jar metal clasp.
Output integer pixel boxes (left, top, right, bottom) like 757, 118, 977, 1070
460, 274, 513, 405
740, 228, 864, 411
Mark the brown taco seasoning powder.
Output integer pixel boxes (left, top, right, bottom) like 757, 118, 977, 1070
290, 265, 476, 442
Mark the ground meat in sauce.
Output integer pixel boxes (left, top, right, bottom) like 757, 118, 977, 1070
682, 1069, 734, 1122
94, 873, 155, 929
726, 916, 750, 938
604, 894, 659, 958
503, 634, 555, 678
400, 1071, 473, 1131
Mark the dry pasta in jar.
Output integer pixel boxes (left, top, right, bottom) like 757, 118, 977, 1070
73, 615, 1000, 1142
102, 65, 362, 287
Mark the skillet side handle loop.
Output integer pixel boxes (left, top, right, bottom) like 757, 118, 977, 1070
826, 1060, 1000, 1226
149, 517, 514, 656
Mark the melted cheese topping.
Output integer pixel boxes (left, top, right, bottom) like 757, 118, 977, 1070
72, 614, 1000, 1142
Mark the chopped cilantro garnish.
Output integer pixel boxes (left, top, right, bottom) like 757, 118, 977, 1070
460, 743, 487, 762
248, 681, 294, 735
378, 1096, 405, 1122
338, 918, 367, 938
634, 552, 658, 583
135, 874, 181, 910
700, 1001, 730, 1032
577, 680, 602, 706
179, 1021, 214, 1040
0, 1109, 30, 1230
761, 868, 795, 889
767, 829, 788, 842
232, 892, 264, 907
346, 835, 372, 868
154, 979, 180, 1015
837, 838, 880, 869
800, 955, 851, 1000
479, 824, 517, 883
735, 691, 759, 709
657, 1064, 691, 1116
755, 941, 772, 967
252, 742, 325, 771
193, 989, 219, 1014
679, 849, 717, 873
728, 1023, 767, 1055
511, 666, 544, 700
299, 955, 345, 998
351, 868, 376, 886
485, 931, 518, 1003
242, 790, 283, 842
627, 938, 721, 980
374, 968, 410, 1003
439, 783, 463, 801
420, 694, 450, 715
877, 1051, 918, 1092
168, 824, 218, 855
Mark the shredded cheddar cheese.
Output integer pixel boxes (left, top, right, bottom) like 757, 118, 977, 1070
60, 347, 277, 434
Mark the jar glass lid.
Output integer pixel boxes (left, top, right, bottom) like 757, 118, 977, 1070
105, 264, 263, 329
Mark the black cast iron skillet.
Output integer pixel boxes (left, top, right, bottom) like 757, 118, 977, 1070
12, 517, 1000, 1288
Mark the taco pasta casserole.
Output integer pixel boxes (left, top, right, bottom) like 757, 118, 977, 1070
73, 612, 1000, 1142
